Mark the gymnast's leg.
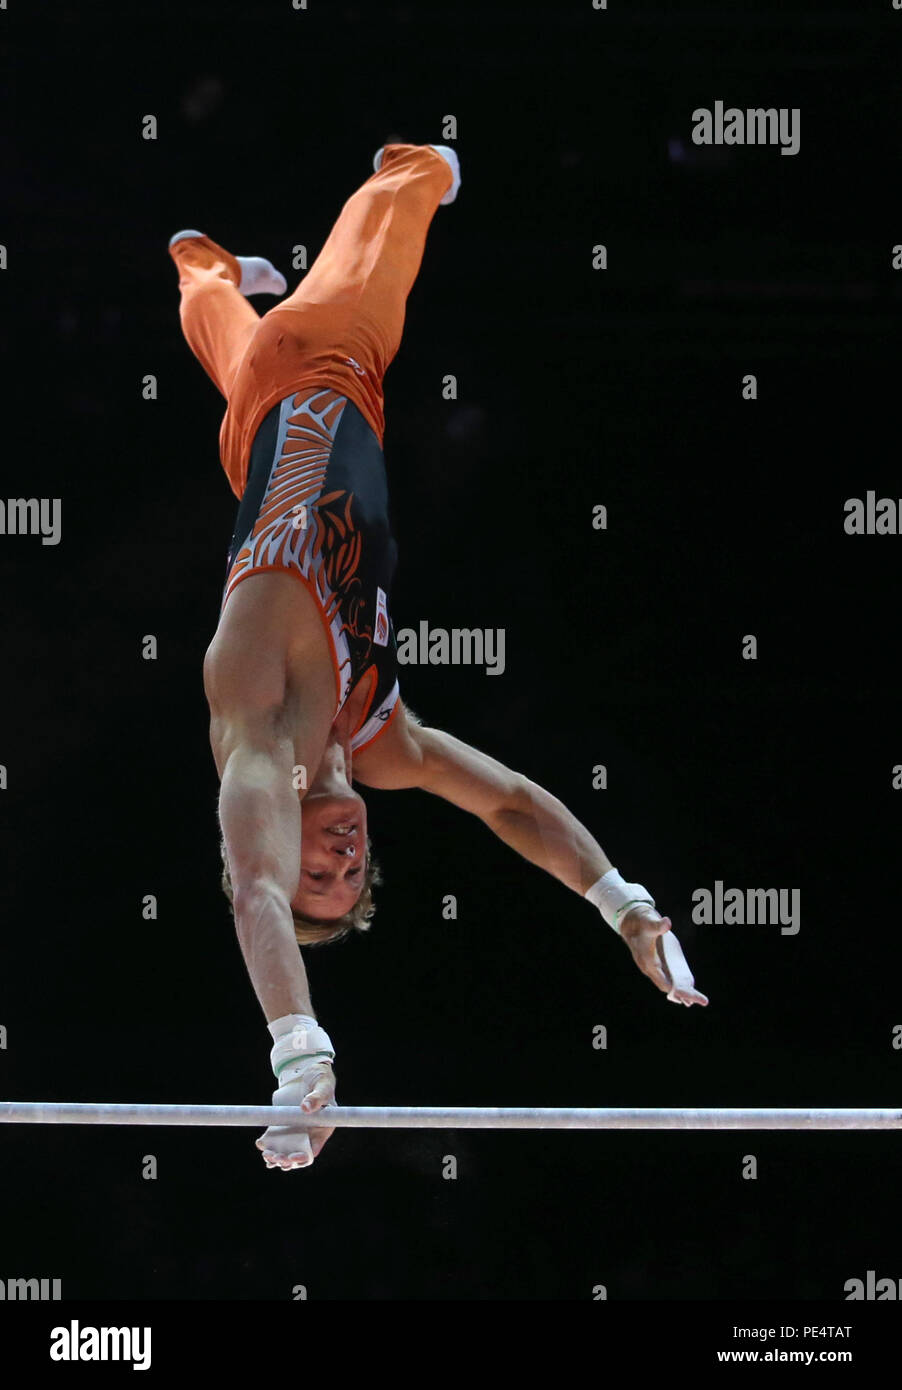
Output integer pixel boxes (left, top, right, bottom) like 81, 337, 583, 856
168, 231, 286, 399
266, 143, 460, 399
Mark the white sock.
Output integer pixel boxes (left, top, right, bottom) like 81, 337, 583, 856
428, 145, 461, 204
168, 228, 205, 247
235, 255, 287, 297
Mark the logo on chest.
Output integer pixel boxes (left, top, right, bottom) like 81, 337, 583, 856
374, 586, 390, 647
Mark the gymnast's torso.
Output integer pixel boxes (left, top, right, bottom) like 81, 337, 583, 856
221, 386, 400, 753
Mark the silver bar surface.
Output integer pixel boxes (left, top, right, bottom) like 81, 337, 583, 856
2, 1103, 901, 1130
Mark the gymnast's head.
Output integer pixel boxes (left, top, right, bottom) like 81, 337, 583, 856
219, 787, 381, 948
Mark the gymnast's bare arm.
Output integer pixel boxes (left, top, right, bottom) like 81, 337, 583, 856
203, 612, 340, 1169
354, 703, 704, 1003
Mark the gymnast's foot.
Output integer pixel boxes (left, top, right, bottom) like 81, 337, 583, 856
233, 254, 287, 297
167, 230, 287, 296
372, 143, 461, 204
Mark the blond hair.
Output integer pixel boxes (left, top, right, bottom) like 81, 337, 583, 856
219, 834, 380, 947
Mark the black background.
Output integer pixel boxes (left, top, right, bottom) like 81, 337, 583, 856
1, 0, 900, 1302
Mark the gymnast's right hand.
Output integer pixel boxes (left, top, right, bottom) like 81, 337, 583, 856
256, 1061, 337, 1171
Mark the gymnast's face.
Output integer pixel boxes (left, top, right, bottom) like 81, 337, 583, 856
292, 790, 368, 921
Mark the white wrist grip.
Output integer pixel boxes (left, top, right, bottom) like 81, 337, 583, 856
585, 868, 655, 934
268, 1013, 335, 1088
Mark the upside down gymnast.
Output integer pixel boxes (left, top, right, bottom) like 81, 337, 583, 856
169, 142, 708, 1173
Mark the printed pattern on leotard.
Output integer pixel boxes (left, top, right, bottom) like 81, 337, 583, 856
222, 388, 400, 747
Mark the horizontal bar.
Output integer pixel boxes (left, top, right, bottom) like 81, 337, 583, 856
1, 1103, 902, 1130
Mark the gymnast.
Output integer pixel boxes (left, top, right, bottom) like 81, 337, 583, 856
168, 142, 707, 1172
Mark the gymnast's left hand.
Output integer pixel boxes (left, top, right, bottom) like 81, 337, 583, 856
619, 905, 709, 1007
255, 1061, 337, 1171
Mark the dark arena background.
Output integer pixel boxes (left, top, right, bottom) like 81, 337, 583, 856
1, 0, 901, 1352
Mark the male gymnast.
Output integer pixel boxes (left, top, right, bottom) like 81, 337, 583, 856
169, 142, 707, 1172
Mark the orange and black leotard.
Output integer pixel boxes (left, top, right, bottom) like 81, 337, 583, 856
168, 143, 454, 752
223, 385, 400, 754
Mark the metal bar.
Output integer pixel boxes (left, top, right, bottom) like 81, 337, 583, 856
1, 1103, 901, 1130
